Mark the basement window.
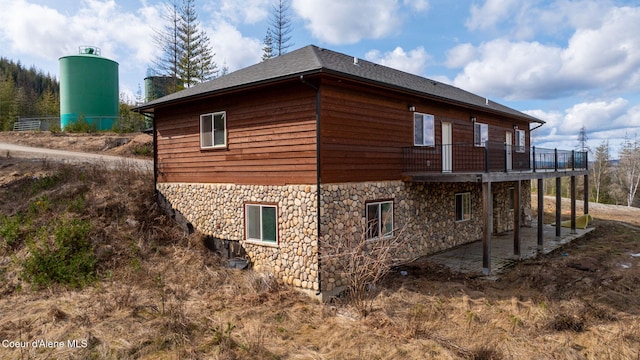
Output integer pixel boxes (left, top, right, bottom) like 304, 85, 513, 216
455, 192, 471, 222
200, 111, 226, 149
366, 200, 394, 239
245, 204, 278, 244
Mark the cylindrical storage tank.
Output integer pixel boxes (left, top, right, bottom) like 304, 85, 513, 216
59, 46, 119, 131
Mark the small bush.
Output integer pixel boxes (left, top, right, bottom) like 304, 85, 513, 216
0, 214, 22, 248
23, 218, 97, 288
549, 313, 585, 332
131, 143, 153, 157
65, 118, 98, 133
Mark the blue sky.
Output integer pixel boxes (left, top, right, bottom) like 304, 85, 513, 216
0, 0, 639, 155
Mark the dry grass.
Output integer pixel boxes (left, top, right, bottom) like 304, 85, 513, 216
0, 159, 639, 359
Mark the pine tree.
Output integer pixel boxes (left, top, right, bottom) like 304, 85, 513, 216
153, 0, 183, 93
262, 29, 274, 61
177, 0, 217, 87
267, 0, 294, 57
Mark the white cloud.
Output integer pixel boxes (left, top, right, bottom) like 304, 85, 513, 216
0, 0, 160, 65
466, 0, 520, 31
292, 0, 402, 45
449, 5, 640, 100
526, 98, 640, 155
365, 46, 430, 75
403, 0, 430, 12
205, 21, 263, 73
207, 0, 270, 24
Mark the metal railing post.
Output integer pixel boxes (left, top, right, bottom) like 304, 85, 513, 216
554, 148, 558, 171
532, 146, 536, 172
571, 150, 575, 170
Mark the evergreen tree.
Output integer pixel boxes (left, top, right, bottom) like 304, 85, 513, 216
262, 29, 274, 61
267, 0, 294, 57
0, 74, 16, 130
153, 0, 182, 93
177, 0, 217, 87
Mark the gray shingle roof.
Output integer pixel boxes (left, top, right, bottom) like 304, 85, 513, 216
136, 45, 543, 124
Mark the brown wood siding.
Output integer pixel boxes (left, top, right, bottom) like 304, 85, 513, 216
318, 78, 533, 183
155, 82, 318, 185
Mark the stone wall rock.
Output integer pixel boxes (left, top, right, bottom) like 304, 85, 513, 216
157, 183, 319, 291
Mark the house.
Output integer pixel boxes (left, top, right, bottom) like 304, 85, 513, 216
135, 45, 588, 298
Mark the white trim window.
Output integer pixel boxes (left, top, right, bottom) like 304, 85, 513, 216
200, 111, 226, 148
245, 204, 278, 243
366, 200, 394, 239
413, 113, 435, 146
455, 192, 471, 222
474, 123, 488, 147
515, 129, 526, 152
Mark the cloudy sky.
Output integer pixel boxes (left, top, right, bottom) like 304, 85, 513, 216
0, 0, 638, 155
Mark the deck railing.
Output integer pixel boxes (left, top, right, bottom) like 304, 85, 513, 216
403, 142, 588, 174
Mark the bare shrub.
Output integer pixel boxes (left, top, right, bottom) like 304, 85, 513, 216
321, 224, 410, 317
549, 313, 585, 332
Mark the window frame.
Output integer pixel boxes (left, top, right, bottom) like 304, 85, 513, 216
515, 129, 526, 153
244, 203, 279, 245
413, 112, 435, 147
474, 122, 489, 147
365, 200, 394, 240
200, 111, 227, 149
455, 192, 471, 222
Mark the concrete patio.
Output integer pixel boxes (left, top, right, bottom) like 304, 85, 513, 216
425, 221, 595, 276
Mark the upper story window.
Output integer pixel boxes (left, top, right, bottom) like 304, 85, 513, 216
515, 129, 526, 152
414, 113, 435, 146
200, 111, 226, 149
366, 200, 394, 240
474, 123, 488, 147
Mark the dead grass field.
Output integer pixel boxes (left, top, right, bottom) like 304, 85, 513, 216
0, 133, 639, 359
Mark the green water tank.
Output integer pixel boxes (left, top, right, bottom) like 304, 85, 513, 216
59, 46, 119, 131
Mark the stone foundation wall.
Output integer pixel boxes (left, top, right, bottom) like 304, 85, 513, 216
319, 181, 485, 292
157, 183, 319, 291
492, 181, 532, 234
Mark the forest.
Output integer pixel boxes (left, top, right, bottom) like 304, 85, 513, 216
0, 57, 60, 130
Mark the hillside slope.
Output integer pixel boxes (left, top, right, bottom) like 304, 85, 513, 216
0, 152, 639, 359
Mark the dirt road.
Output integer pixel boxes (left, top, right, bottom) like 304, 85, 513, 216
0, 142, 152, 171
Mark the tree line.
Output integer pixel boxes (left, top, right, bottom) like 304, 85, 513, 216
0, 57, 60, 130
534, 131, 640, 208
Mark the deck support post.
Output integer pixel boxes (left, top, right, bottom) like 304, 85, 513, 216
584, 174, 589, 215
555, 177, 562, 239
537, 178, 544, 252
482, 181, 492, 275
513, 180, 521, 257
570, 175, 577, 234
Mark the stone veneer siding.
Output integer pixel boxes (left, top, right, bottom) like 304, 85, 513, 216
320, 181, 484, 292
156, 183, 319, 291
492, 181, 532, 234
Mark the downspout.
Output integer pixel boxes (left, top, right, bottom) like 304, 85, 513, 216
300, 75, 322, 296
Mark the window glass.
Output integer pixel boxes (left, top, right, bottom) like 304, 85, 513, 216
213, 112, 226, 146
201, 114, 213, 147
413, 113, 435, 146
366, 203, 380, 239
381, 202, 393, 236
474, 123, 488, 147
247, 205, 261, 240
455, 193, 471, 221
261, 206, 277, 242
